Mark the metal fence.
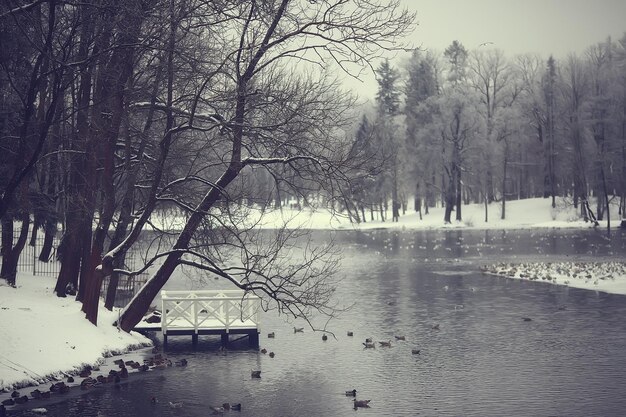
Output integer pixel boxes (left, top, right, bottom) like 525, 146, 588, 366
11, 234, 62, 276
101, 273, 150, 307
1, 227, 148, 306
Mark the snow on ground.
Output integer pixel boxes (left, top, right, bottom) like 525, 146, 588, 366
0, 274, 151, 392
241, 197, 615, 231
0, 197, 623, 394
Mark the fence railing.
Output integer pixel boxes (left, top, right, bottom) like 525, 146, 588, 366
2, 227, 147, 306
101, 273, 150, 307
161, 290, 260, 334
12, 238, 61, 276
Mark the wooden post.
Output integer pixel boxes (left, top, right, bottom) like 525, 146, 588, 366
192, 333, 198, 346
221, 333, 229, 346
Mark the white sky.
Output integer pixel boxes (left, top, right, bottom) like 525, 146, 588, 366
343, 0, 626, 100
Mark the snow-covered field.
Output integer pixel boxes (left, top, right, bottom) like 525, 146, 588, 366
241, 197, 619, 231
1, 197, 624, 395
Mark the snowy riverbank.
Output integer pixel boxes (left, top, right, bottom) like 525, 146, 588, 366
0, 274, 151, 392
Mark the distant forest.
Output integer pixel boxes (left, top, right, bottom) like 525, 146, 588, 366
351, 36, 626, 225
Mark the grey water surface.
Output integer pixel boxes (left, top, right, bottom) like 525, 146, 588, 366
10, 228, 626, 417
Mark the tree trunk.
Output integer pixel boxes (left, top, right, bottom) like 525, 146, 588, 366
501, 144, 508, 220
455, 163, 462, 222
38, 218, 56, 262
1, 213, 30, 286
81, 13, 140, 324
119, 163, 243, 332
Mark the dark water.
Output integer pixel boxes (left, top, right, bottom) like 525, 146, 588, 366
9, 228, 626, 417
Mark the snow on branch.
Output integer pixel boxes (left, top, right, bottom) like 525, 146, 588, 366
242, 155, 322, 167
0, 0, 47, 19
129, 102, 228, 130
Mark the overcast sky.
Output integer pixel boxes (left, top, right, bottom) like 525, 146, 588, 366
344, 0, 626, 100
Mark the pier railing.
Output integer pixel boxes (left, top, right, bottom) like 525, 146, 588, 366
161, 290, 260, 335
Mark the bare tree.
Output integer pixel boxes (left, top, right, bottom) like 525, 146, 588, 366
80, 0, 416, 331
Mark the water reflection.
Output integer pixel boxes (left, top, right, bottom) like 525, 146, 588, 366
9, 229, 626, 417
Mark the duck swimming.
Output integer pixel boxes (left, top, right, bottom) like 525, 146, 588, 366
353, 399, 371, 408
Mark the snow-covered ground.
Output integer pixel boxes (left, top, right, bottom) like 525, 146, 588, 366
0, 274, 151, 392
242, 196, 620, 231
1, 197, 624, 395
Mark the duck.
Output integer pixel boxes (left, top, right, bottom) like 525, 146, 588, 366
210, 405, 225, 414
522, 317, 532, 322
347, 331, 354, 337
229, 403, 242, 411
32, 408, 48, 415
81, 378, 95, 389
251, 370, 261, 378
345, 389, 357, 397
30, 389, 42, 399
174, 358, 188, 366
431, 324, 440, 330
51, 382, 69, 393
169, 401, 183, 408
67, 376, 75, 383
11, 391, 20, 398
267, 332, 275, 338
365, 337, 373, 343
150, 396, 158, 404
394, 335, 406, 341
362, 342, 376, 349
322, 334, 328, 341
412, 349, 421, 355
378, 340, 392, 347
269, 352, 275, 358
353, 399, 371, 408
293, 327, 304, 333
260, 348, 267, 354
14, 395, 28, 405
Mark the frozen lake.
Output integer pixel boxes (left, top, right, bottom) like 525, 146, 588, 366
10, 228, 626, 416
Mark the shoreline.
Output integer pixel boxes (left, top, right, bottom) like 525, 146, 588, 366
0, 274, 153, 394
0, 345, 178, 414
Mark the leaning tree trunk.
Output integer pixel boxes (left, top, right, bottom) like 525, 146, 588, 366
118, 163, 242, 332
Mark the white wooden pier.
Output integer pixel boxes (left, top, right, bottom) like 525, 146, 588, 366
134, 289, 261, 347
